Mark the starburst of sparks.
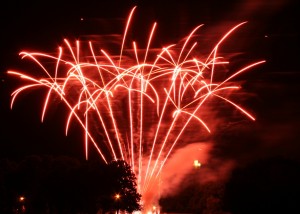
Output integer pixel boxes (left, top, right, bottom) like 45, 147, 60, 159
8, 6, 265, 200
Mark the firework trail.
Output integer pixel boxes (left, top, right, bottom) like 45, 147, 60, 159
8, 6, 264, 207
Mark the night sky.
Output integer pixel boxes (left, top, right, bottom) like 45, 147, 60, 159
0, 0, 299, 167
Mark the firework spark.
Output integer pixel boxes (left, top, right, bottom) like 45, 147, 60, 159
8, 6, 265, 209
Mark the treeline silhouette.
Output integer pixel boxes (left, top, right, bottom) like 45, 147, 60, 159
0, 155, 141, 214
2, 155, 300, 214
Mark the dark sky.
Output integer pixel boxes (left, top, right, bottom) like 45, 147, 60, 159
0, 0, 299, 165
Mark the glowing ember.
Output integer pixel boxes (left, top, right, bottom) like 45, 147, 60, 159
8, 6, 264, 209
194, 160, 201, 168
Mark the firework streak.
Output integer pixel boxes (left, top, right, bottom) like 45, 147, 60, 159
8, 7, 265, 195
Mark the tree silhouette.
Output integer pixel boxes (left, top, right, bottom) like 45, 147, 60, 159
101, 160, 142, 213
0, 156, 141, 214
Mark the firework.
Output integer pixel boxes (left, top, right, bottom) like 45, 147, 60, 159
8, 6, 265, 208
